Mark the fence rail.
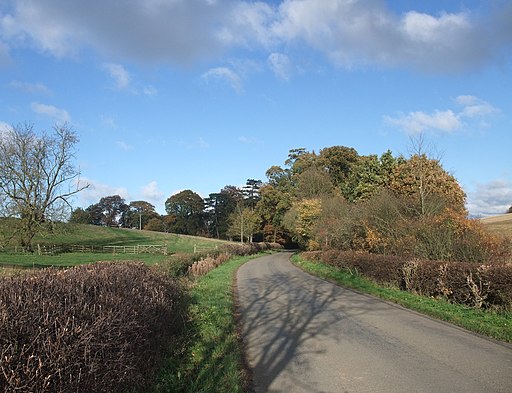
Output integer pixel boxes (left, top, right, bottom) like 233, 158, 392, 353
3, 244, 168, 256
193, 244, 218, 253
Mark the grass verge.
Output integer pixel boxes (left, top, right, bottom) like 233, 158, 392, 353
293, 254, 512, 343
153, 254, 257, 393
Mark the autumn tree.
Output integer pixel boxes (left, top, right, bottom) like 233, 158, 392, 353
227, 203, 260, 243
165, 190, 204, 235
389, 154, 466, 216
296, 167, 334, 199
0, 123, 88, 250
283, 198, 322, 249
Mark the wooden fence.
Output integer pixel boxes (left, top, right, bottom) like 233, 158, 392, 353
6, 244, 168, 256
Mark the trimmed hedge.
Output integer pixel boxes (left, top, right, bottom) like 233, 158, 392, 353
0, 262, 184, 393
302, 250, 512, 309
161, 242, 282, 278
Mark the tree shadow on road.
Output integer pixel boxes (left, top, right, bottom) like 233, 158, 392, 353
237, 258, 386, 393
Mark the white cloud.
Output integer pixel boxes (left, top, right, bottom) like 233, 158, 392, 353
77, 178, 130, 207
103, 63, 131, 90
268, 52, 292, 81
140, 181, 164, 204
385, 110, 461, 135
455, 95, 499, 118
385, 95, 499, 135
466, 179, 512, 216
202, 67, 243, 93
31, 102, 71, 123
9, 80, 51, 94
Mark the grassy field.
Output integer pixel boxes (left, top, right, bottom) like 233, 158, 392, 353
0, 223, 228, 268
480, 213, 512, 237
293, 255, 512, 343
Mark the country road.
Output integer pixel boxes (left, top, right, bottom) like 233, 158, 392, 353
236, 253, 512, 393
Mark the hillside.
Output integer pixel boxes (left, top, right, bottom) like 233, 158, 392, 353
480, 214, 512, 237
0, 223, 230, 268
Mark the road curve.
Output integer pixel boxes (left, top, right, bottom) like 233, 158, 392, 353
236, 252, 512, 393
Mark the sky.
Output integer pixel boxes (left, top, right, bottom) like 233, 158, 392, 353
0, 0, 511, 216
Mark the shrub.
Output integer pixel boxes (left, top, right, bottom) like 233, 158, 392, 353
308, 250, 512, 309
0, 262, 184, 393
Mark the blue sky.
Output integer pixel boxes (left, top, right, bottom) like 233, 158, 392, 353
0, 0, 511, 216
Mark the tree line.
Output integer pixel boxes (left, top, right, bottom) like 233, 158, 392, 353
1, 122, 508, 262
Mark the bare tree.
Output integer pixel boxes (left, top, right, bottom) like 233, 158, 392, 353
0, 123, 88, 250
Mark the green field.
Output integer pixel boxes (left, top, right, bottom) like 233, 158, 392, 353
0, 223, 229, 268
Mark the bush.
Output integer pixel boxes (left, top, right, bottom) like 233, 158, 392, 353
308, 250, 512, 309
0, 262, 184, 393
161, 242, 276, 278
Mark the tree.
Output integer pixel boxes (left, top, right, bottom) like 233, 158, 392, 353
0, 123, 88, 250
507, 205, 512, 214
69, 207, 91, 224
204, 187, 239, 239
283, 198, 322, 249
125, 200, 158, 229
94, 195, 129, 227
256, 184, 292, 244
243, 179, 262, 210
389, 154, 466, 216
144, 217, 165, 232
227, 203, 260, 243
318, 145, 359, 188
296, 167, 334, 199
165, 190, 204, 235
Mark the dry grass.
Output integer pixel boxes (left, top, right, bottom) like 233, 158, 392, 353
480, 214, 512, 237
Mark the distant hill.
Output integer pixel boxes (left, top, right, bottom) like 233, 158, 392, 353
480, 214, 512, 237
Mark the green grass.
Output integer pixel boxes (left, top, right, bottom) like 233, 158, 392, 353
293, 255, 512, 343
153, 254, 257, 393
0, 223, 229, 268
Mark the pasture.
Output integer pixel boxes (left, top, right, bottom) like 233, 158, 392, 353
0, 223, 228, 269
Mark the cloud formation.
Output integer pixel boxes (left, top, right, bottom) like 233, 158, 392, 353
202, 67, 243, 93
1, 1, 511, 73
78, 178, 130, 207
103, 63, 131, 90
268, 52, 292, 81
31, 102, 71, 123
384, 95, 499, 134
466, 179, 512, 216
9, 80, 51, 94
140, 181, 164, 205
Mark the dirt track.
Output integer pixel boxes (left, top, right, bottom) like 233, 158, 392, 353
237, 253, 512, 393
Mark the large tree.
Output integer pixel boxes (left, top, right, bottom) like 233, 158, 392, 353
124, 200, 158, 229
0, 123, 87, 250
204, 188, 238, 239
165, 190, 204, 235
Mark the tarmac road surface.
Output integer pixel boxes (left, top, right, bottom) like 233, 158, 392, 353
236, 252, 512, 393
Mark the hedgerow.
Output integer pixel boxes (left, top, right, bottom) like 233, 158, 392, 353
161, 242, 282, 278
0, 262, 184, 393
302, 250, 512, 310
